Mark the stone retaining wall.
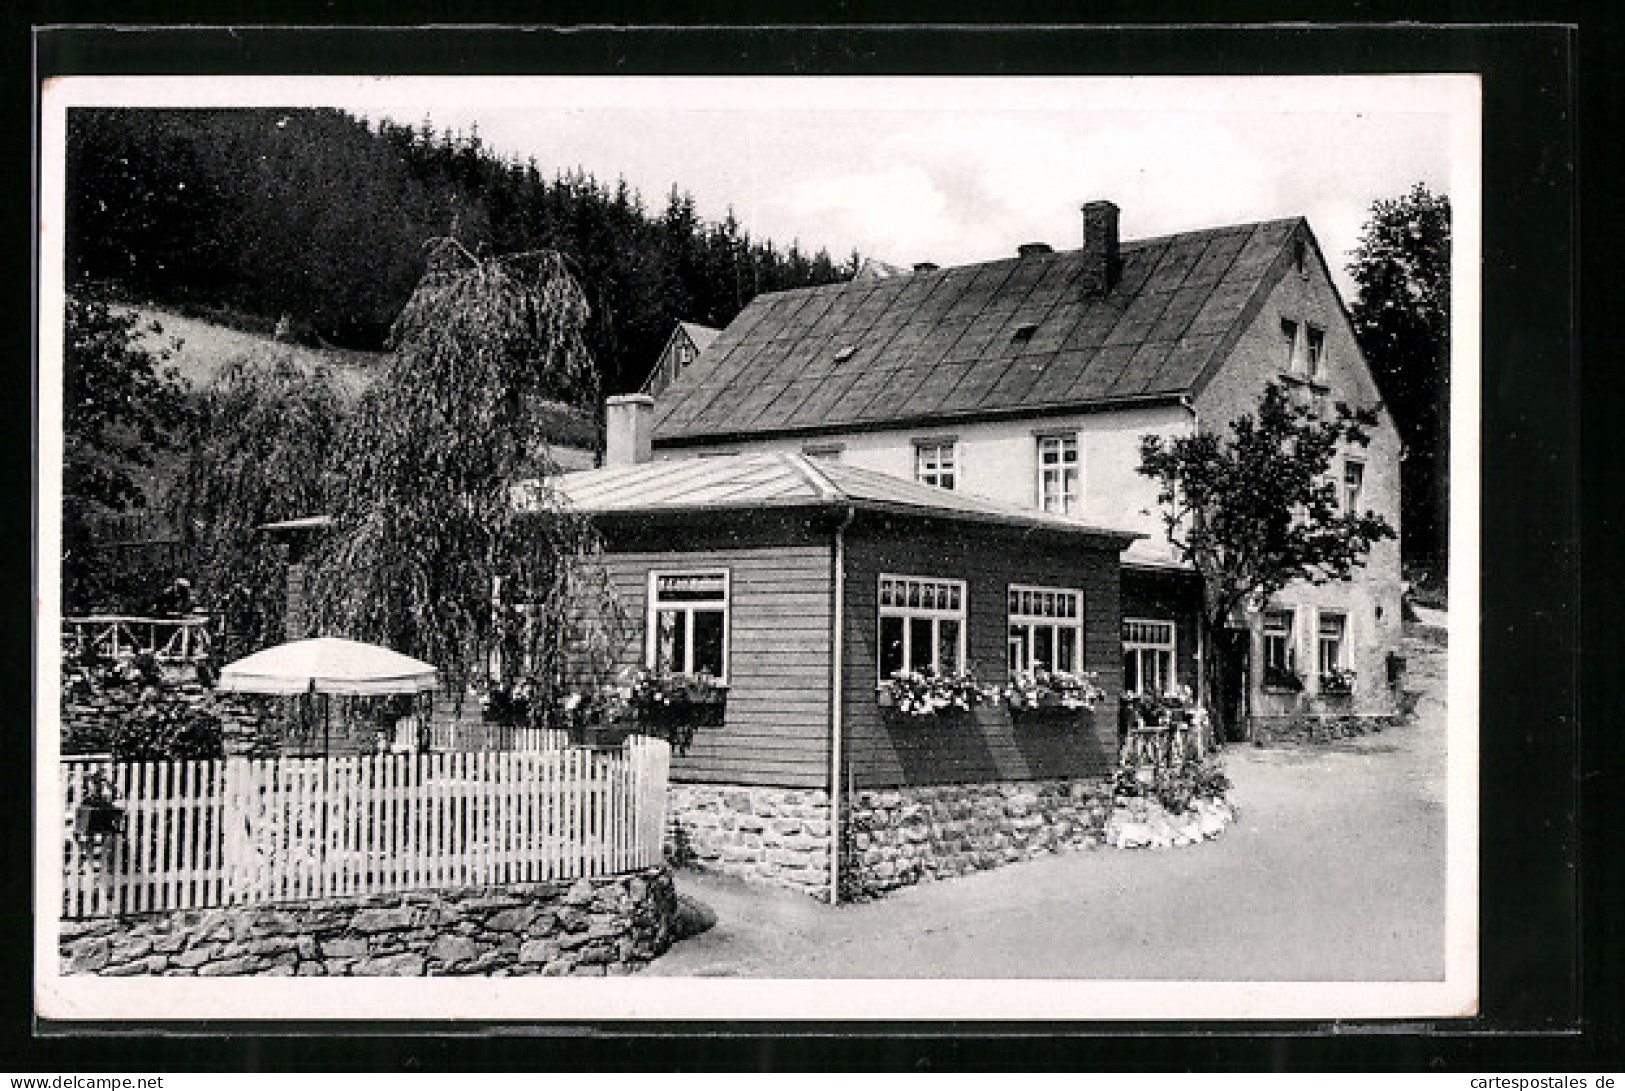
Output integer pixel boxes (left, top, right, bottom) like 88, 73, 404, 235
61, 668, 280, 758
60, 868, 676, 977
1250, 713, 1403, 747
666, 784, 832, 896
843, 779, 1116, 899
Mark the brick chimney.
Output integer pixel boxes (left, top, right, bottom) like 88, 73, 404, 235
605, 394, 655, 467
1081, 200, 1121, 293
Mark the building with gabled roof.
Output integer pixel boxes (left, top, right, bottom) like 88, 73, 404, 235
623, 200, 1404, 736
640, 320, 720, 399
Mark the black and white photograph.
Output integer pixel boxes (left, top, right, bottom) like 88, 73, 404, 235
35, 64, 1480, 1023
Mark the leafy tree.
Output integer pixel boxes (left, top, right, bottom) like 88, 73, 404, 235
1138, 383, 1396, 737
61, 295, 191, 610
172, 351, 348, 656
306, 241, 621, 719
1347, 183, 1451, 575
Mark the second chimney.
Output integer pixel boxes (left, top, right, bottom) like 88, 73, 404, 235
605, 393, 655, 467
1081, 200, 1121, 293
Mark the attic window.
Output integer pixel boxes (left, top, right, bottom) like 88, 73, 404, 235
1294, 238, 1308, 277
1011, 323, 1039, 345
834, 345, 857, 362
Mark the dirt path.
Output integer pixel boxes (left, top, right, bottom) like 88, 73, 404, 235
648, 621, 1449, 980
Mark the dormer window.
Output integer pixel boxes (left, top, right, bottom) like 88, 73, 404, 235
914, 438, 957, 490
1011, 323, 1039, 346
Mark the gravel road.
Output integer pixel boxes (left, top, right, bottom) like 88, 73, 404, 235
647, 621, 1449, 980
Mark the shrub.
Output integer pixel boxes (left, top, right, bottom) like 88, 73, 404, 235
1113, 758, 1230, 816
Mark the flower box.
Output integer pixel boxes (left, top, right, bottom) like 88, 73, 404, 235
878, 668, 994, 720
1319, 667, 1357, 697
1004, 668, 1105, 719
1262, 666, 1305, 693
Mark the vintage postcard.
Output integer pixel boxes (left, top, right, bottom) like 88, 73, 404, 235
35, 64, 1481, 1023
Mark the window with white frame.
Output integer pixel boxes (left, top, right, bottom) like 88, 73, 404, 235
1343, 459, 1366, 512
1306, 325, 1327, 378
1008, 585, 1083, 675
1122, 618, 1177, 695
879, 574, 966, 678
1263, 609, 1297, 679
914, 440, 957, 490
647, 570, 729, 680
1036, 434, 1080, 514
1316, 611, 1348, 676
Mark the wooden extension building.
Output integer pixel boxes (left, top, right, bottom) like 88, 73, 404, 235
555, 448, 1140, 899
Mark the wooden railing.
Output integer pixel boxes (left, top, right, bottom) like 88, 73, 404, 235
59, 737, 671, 919
62, 615, 213, 664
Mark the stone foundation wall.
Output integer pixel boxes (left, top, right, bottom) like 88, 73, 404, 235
666, 784, 832, 897
1250, 712, 1404, 746
844, 779, 1115, 899
60, 868, 675, 977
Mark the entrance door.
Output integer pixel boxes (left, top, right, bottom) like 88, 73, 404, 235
1214, 627, 1251, 741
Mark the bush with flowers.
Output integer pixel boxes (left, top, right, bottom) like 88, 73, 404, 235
1003, 667, 1107, 714
877, 667, 995, 718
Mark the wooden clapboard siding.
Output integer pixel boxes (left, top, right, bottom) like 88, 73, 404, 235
841, 515, 1124, 788
597, 515, 836, 789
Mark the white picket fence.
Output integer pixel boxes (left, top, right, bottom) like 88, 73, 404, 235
420, 720, 571, 754
59, 737, 670, 919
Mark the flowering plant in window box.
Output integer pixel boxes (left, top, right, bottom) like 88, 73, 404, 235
1262, 665, 1305, 692
625, 669, 729, 726
1003, 667, 1106, 714
1319, 666, 1357, 697
1122, 687, 1195, 725
878, 668, 994, 718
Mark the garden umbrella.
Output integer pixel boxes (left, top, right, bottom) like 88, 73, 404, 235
217, 637, 438, 757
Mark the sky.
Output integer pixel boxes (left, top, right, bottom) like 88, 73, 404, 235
52, 74, 1477, 300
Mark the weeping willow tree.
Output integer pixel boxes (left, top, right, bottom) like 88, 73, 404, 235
306, 240, 622, 720
173, 351, 347, 656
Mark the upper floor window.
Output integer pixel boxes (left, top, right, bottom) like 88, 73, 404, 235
1280, 318, 1302, 374
1008, 585, 1084, 676
1343, 459, 1366, 512
1122, 618, 1177, 696
914, 439, 957, 490
1306, 326, 1326, 378
1036, 434, 1080, 514
648, 570, 729, 681
879, 575, 966, 679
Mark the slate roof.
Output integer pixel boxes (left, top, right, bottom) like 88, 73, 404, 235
544, 453, 1142, 543
652, 218, 1304, 443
